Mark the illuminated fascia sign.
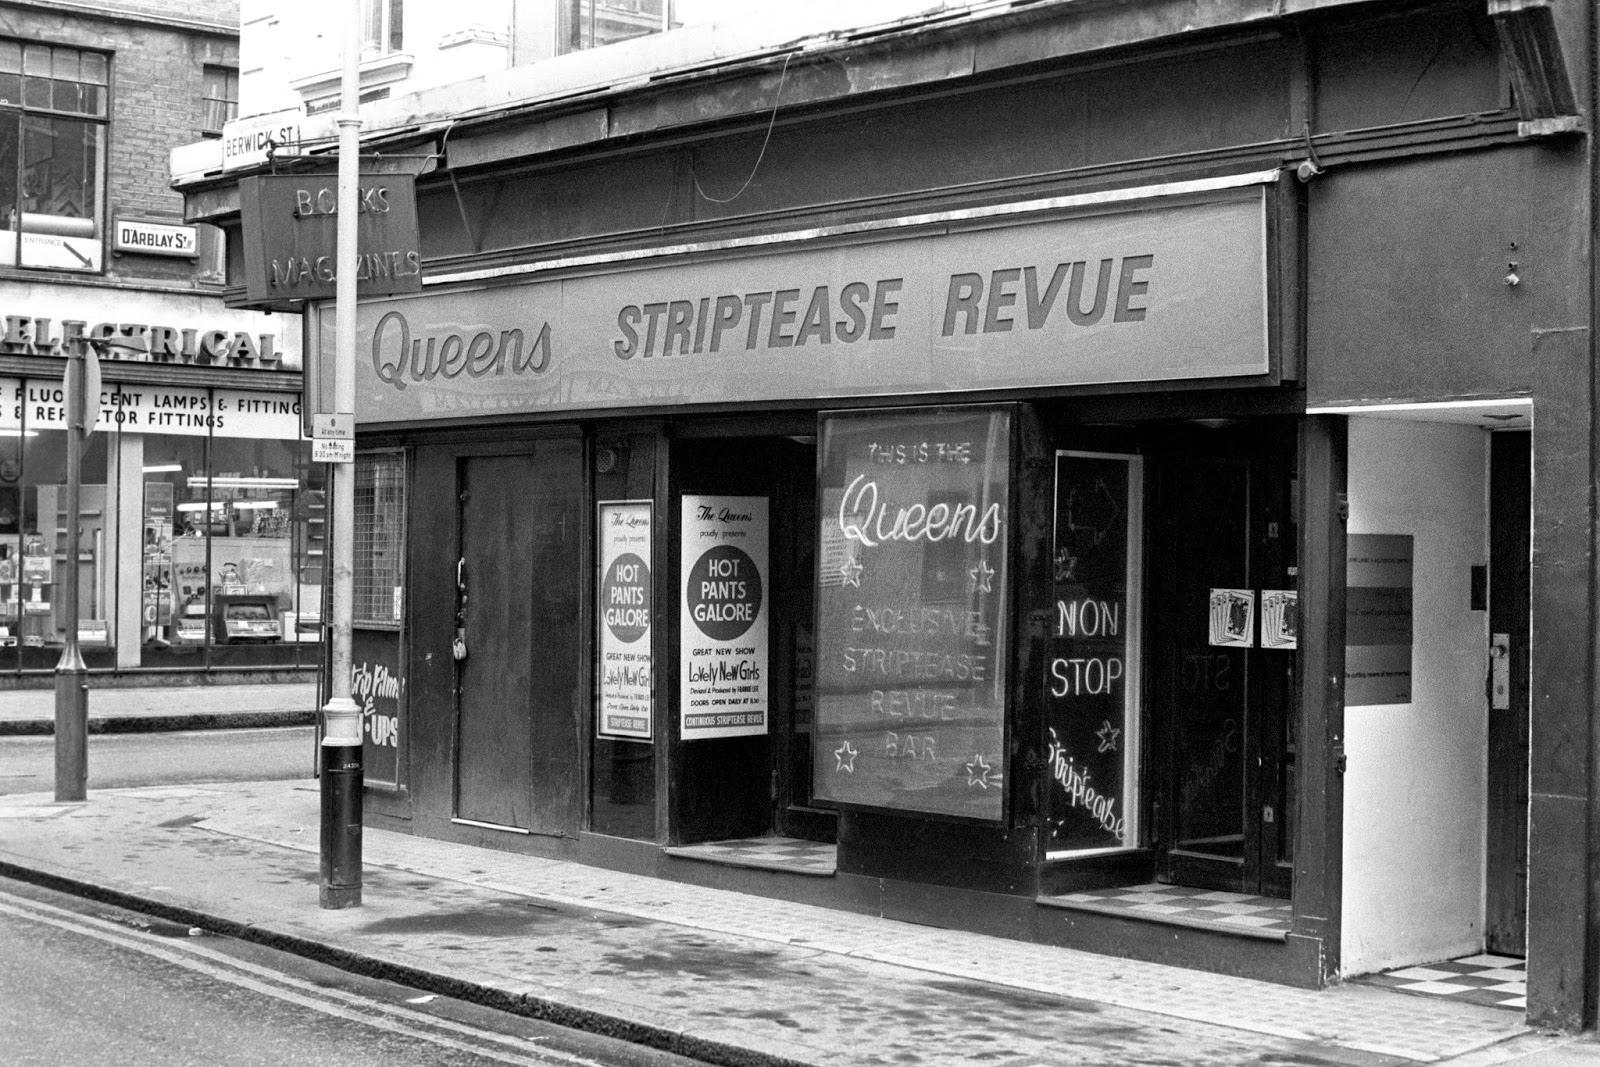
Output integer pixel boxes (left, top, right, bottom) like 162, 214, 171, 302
238, 172, 423, 306
113, 218, 199, 258
0, 314, 285, 369
322, 181, 1276, 425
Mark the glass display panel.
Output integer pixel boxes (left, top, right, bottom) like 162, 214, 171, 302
1046, 451, 1141, 853
813, 408, 1010, 822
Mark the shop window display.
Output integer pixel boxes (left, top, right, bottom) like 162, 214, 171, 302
0, 377, 319, 673
0, 428, 110, 667
144, 436, 324, 667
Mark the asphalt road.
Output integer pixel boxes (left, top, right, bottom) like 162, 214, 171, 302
0, 877, 707, 1066
0, 726, 317, 796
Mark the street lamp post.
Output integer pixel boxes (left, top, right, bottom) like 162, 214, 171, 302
319, 0, 364, 909
53, 336, 96, 803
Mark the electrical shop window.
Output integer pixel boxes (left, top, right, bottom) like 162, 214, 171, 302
353, 450, 405, 628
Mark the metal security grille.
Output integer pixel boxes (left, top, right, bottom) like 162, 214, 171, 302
353, 450, 405, 626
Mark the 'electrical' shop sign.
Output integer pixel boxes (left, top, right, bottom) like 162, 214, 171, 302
320, 181, 1276, 425
237, 172, 422, 305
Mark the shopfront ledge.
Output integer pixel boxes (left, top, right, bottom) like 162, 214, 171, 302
663, 836, 837, 878
0, 665, 317, 690
1037, 883, 1291, 944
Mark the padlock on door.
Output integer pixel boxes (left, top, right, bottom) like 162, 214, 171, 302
453, 558, 469, 661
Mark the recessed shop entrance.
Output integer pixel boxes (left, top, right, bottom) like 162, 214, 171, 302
1147, 425, 1297, 898
669, 432, 829, 845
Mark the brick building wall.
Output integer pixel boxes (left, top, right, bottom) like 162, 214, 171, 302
0, 0, 237, 288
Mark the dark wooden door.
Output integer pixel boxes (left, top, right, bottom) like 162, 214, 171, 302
1152, 429, 1295, 898
453, 445, 583, 835
1485, 431, 1530, 954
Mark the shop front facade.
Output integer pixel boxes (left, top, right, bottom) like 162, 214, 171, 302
0, 0, 324, 678
0, 284, 321, 672
183, 0, 1596, 1028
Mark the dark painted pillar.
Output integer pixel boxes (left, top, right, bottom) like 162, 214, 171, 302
1525, 125, 1596, 1028
1291, 415, 1346, 983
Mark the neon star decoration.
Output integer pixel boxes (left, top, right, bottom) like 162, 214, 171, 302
839, 556, 863, 587
1053, 548, 1078, 582
1096, 720, 1121, 754
968, 558, 994, 594
965, 754, 1002, 790
834, 740, 859, 773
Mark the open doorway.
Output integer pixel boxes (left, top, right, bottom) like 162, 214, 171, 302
668, 433, 830, 846
1146, 423, 1297, 898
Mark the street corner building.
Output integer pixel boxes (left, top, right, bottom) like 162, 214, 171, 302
173, 0, 1598, 1031
0, 0, 321, 678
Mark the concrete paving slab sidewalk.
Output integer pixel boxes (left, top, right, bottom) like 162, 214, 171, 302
0, 778, 1572, 1067
0, 682, 318, 734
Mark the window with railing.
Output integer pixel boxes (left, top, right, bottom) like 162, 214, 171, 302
0, 40, 107, 272
354, 450, 406, 627
559, 0, 670, 53
201, 66, 238, 137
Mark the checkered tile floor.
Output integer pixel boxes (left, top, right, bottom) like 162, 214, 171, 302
664, 836, 837, 876
1041, 883, 1293, 939
1358, 954, 1526, 1011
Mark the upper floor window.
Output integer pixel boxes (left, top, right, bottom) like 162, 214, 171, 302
0, 40, 107, 272
559, 0, 670, 53
362, 0, 405, 56
201, 66, 238, 137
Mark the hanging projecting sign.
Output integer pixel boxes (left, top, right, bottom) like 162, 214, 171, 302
599, 501, 654, 741
318, 182, 1275, 425
238, 172, 422, 305
680, 496, 769, 740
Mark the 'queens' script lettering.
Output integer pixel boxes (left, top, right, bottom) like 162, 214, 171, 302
370, 310, 553, 392
837, 474, 1002, 549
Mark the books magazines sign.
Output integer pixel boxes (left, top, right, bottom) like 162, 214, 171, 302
598, 501, 654, 741
680, 496, 769, 739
